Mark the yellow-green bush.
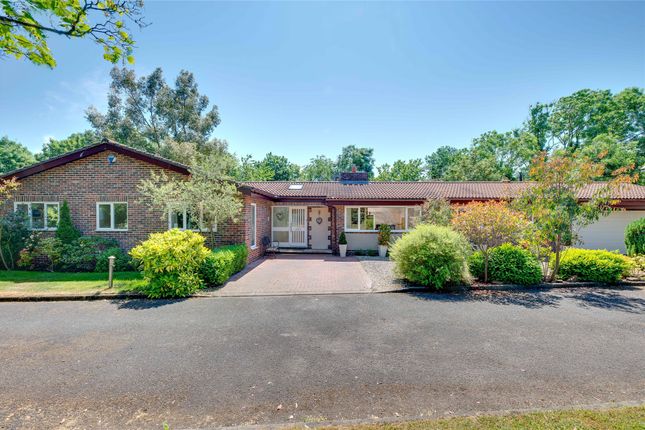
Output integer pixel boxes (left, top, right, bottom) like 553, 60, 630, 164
130, 229, 210, 298
200, 244, 248, 286
556, 248, 632, 284
390, 224, 471, 289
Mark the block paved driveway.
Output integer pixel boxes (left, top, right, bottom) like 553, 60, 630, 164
213, 254, 373, 296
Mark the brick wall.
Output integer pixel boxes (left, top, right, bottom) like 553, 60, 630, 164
2, 150, 187, 250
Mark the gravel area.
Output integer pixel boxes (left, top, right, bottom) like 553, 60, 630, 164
357, 256, 412, 292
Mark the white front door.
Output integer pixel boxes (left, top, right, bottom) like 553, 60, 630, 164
272, 206, 307, 247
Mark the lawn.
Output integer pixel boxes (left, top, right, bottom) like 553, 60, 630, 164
0, 271, 146, 295
320, 406, 645, 430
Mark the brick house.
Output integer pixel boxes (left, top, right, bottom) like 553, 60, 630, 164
3, 139, 645, 264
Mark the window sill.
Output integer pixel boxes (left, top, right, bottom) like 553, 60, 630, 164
30, 228, 58, 231
250, 245, 258, 250
96, 229, 129, 232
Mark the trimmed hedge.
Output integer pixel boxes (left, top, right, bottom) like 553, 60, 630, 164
390, 224, 471, 289
130, 229, 210, 298
200, 244, 248, 286
625, 217, 645, 256
556, 248, 632, 284
469, 244, 543, 285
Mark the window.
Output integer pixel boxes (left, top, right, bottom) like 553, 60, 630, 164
96, 202, 128, 231
250, 203, 257, 248
288, 184, 303, 190
169, 209, 200, 231
14, 202, 59, 230
344, 206, 420, 232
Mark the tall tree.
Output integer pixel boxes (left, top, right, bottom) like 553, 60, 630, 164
0, 136, 35, 173
0, 0, 145, 68
86, 67, 220, 153
424, 146, 461, 180
256, 153, 300, 181
469, 130, 540, 180
579, 134, 642, 182
336, 145, 375, 177
232, 155, 274, 181
0, 178, 20, 270
375, 159, 424, 181
301, 155, 335, 181
37, 130, 98, 161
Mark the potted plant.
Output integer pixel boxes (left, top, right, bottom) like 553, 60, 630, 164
378, 224, 391, 258
339, 232, 348, 257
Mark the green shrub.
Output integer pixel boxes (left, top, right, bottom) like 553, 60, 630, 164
130, 229, 210, 298
556, 248, 632, 284
0, 212, 30, 270
58, 236, 120, 272
491, 244, 542, 285
390, 224, 471, 289
55, 201, 81, 244
469, 245, 542, 285
468, 251, 484, 280
200, 244, 248, 286
378, 224, 391, 246
339, 232, 347, 245
625, 217, 645, 256
95, 247, 133, 272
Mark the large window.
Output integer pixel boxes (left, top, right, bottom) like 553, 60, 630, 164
167, 206, 213, 231
14, 202, 59, 230
250, 203, 257, 248
344, 206, 421, 232
96, 202, 128, 231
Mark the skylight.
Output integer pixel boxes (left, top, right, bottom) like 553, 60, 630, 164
288, 184, 303, 190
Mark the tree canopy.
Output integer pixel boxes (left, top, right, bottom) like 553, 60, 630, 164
0, 136, 35, 173
36, 130, 98, 161
0, 0, 146, 68
86, 67, 220, 154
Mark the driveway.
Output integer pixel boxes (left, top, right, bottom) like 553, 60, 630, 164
0, 288, 644, 429
213, 254, 373, 296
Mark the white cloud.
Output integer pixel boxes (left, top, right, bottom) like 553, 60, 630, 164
44, 69, 110, 121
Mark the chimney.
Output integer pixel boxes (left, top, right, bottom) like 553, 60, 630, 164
351, 165, 357, 173
339, 169, 369, 184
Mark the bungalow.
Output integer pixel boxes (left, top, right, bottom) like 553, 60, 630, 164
2, 139, 644, 264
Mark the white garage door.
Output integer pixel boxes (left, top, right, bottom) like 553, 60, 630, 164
577, 210, 645, 253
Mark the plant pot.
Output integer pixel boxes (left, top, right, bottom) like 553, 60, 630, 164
378, 245, 388, 258
339, 244, 347, 257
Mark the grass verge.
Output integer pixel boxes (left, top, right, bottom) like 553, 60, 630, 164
317, 406, 645, 430
0, 270, 145, 295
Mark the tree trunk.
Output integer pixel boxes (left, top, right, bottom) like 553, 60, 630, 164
0, 228, 8, 271
549, 234, 561, 282
483, 252, 489, 283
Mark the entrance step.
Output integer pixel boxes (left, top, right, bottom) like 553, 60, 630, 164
275, 248, 333, 254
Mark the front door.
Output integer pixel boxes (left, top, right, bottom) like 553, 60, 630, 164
272, 206, 307, 247
310, 206, 330, 250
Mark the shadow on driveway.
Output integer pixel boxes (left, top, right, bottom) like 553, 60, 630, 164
407, 287, 645, 313
109, 298, 187, 310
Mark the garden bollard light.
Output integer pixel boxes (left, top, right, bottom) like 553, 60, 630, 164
108, 256, 116, 288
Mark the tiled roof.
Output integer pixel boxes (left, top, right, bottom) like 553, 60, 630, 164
240, 181, 645, 201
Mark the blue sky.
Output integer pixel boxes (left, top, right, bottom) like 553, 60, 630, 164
1, 1, 644, 166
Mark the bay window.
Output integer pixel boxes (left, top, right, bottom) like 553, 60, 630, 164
344, 206, 421, 232
14, 202, 59, 230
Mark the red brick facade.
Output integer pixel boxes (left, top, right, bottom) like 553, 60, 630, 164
2, 148, 269, 262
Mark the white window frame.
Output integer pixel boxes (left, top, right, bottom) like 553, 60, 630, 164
250, 203, 257, 249
96, 202, 128, 231
14, 202, 60, 231
167, 206, 215, 232
344, 206, 420, 233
